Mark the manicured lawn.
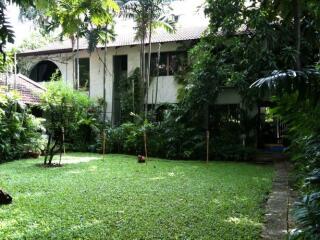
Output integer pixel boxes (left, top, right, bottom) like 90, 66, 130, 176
0, 153, 274, 239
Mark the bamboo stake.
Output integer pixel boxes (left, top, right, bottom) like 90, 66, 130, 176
144, 131, 148, 163
59, 127, 65, 165
206, 130, 210, 164
102, 130, 106, 160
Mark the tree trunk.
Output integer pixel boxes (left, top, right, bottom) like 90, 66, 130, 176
103, 36, 108, 123
48, 140, 58, 165
144, 131, 148, 161
44, 134, 52, 165
59, 127, 64, 165
132, 72, 135, 113
140, 35, 146, 117
293, 0, 302, 71
76, 34, 80, 90
206, 130, 210, 164
154, 43, 161, 111
71, 36, 76, 88
146, 21, 152, 119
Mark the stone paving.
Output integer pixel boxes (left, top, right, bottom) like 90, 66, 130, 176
261, 161, 290, 240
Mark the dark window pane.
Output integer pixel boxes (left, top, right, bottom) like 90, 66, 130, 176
158, 53, 168, 76
149, 53, 158, 77
76, 58, 90, 90
169, 52, 186, 75
146, 52, 186, 77
146, 52, 167, 77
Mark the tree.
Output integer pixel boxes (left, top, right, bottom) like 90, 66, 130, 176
214, 1, 320, 238
18, 0, 119, 90
121, 0, 175, 118
121, 0, 149, 116
83, 0, 119, 123
145, 0, 175, 118
0, 1, 14, 60
181, 0, 320, 119
41, 80, 91, 165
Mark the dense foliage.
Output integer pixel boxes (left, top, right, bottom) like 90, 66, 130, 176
0, 89, 44, 162
269, 94, 320, 239
40, 80, 94, 165
103, 105, 203, 159
193, 1, 320, 238
119, 68, 142, 122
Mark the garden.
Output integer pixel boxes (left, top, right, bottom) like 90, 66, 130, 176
1, 0, 320, 239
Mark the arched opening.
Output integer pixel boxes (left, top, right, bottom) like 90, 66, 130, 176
30, 60, 61, 82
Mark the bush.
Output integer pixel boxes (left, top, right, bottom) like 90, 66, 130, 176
270, 94, 320, 239
0, 90, 44, 162
290, 169, 320, 240
94, 103, 257, 161
41, 81, 94, 164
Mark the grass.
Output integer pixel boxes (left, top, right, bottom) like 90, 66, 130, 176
0, 153, 274, 239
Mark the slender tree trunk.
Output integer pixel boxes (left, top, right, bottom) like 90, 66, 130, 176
140, 35, 146, 117
144, 131, 148, 161
293, 0, 302, 71
203, 103, 209, 162
154, 43, 161, 111
76, 34, 80, 90
44, 134, 52, 165
48, 140, 58, 165
59, 127, 64, 165
71, 36, 76, 88
146, 21, 153, 119
139, 43, 143, 114
132, 72, 135, 113
103, 39, 107, 123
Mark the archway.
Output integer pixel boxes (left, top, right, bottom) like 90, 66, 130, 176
30, 60, 61, 82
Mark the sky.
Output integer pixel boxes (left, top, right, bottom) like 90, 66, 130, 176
6, 4, 35, 48
7, 0, 208, 48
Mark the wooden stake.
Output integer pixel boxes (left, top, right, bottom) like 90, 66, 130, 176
102, 130, 106, 160
206, 130, 210, 164
144, 132, 148, 162
63, 127, 65, 155
59, 127, 65, 165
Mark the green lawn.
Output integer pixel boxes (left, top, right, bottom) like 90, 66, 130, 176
0, 153, 274, 239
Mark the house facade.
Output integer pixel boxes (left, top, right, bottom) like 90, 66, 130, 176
17, 25, 242, 123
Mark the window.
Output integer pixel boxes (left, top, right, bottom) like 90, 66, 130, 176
147, 52, 186, 77
75, 58, 90, 90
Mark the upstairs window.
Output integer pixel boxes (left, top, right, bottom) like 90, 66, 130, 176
75, 58, 90, 91
147, 52, 186, 77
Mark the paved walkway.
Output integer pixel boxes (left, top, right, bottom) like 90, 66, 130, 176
261, 161, 290, 240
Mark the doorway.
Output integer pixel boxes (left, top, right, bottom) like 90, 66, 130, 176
112, 55, 128, 126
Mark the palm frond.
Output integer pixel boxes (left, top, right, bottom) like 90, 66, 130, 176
250, 68, 320, 103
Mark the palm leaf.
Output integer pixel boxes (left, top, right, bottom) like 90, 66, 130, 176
250, 68, 320, 103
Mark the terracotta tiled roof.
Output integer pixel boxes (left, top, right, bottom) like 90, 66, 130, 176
0, 74, 46, 105
18, 25, 207, 56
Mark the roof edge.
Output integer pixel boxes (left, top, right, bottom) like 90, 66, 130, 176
17, 74, 47, 91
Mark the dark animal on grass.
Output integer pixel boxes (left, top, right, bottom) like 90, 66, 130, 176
137, 155, 146, 163
0, 190, 12, 205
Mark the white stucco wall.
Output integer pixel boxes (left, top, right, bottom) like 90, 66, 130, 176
19, 42, 183, 120
18, 42, 243, 121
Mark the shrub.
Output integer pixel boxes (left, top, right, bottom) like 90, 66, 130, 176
41, 81, 93, 164
0, 90, 44, 162
290, 169, 320, 240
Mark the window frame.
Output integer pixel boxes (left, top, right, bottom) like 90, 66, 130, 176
146, 51, 186, 77
75, 57, 90, 91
